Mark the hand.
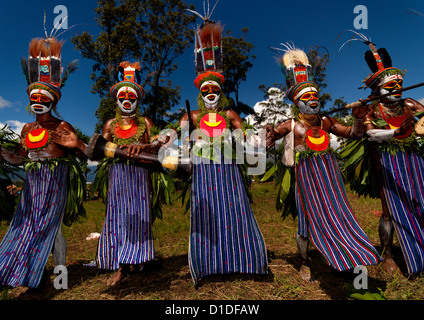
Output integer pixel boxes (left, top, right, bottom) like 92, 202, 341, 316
263, 124, 276, 149
396, 113, 414, 136
51, 127, 80, 149
352, 100, 369, 120
121, 143, 147, 157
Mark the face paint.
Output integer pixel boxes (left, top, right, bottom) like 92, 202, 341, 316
297, 90, 320, 115
29, 93, 53, 115
200, 81, 221, 110
379, 79, 403, 103
116, 87, 138, 114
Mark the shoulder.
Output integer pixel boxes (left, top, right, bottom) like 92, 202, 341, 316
20, 122, 33, 137
58, 120, 76, 132
143, 116, 154, 127
404, 98, 424, 111
102, 118, 116, 134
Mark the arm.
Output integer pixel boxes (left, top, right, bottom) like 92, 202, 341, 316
0, 145, 26, 166
327, 103, 368, 139
365, 106, 415, 142
265, 120, 293, 149
51, 122, 89, 158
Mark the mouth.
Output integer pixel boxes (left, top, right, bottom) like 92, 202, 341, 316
123, 101, 132, 110
206, 94, 217, 101
32, 105, 45, 112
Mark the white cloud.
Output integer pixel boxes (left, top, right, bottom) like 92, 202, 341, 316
0, 120, 26, 136
0, 96, 12, 109
87, 160, 98, 167
245, 87, 291, 130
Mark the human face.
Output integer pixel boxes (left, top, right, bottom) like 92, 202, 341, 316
29, 92, 53, 115
379, 78, 403, 103
296, 90, 320, 115
117, 87, 138, 114
200, 80, 221, 110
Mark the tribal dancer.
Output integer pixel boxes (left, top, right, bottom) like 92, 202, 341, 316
265, 43, 382, 281
93, 62, 157, 286
178, 9, 268, 285
53, 62, 177, 286
340, 35, 424, 275
0, 35, 85, 289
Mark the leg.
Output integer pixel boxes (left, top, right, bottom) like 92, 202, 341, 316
296, 234, 312, 281
107, 264, 130, 286
372, 148, 401, 274
379, 207, 401, 274
52, 223, 67, 266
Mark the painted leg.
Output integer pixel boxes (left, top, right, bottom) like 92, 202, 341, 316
296, 234, 312, 281
52, 222, 67, 266
379, 213, 401, 274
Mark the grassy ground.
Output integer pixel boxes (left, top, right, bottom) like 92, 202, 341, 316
1, 181, 424, 301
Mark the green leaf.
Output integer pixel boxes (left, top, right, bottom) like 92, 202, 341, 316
260, 164, 278, 182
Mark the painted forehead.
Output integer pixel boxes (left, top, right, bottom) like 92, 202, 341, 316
117, 86, 139, 97
200, 80, 221, 90
29, 89, 54, 101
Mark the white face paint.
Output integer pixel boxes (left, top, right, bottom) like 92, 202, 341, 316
378, 77, 403, 103
116, 87, 139, 114
296, 89, 320, 115
29, 90, 54, 115
200, 80, 221, 110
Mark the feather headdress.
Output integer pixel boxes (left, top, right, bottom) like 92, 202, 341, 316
110, 61, 144, 99
187, 0, 225, 89
271, 42, 318, 102
22, 13, 79, 104
337, 30, 404, 91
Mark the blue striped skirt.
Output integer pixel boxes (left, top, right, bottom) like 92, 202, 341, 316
96, 163, 154, 270
380, 150, 424, 274
189, 158, 268, 284
0, 164, 68, 288
295, 153, 382, 271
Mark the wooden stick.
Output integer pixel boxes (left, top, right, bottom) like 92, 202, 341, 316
322, 81, 424, 116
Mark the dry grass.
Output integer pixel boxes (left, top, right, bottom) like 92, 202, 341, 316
1, 182, 424, 301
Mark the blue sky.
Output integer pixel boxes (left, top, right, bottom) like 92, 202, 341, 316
1, 0, 424, 137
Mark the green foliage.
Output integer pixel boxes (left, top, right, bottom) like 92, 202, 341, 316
0, 125, 23, 220
338, 138, 380, 199
91, 157, 175, 222
24, 155, 87, 226
222, 28, 256, 116
71, 0, 196, 129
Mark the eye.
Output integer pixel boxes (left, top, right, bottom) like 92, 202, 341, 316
301, 93, 311, 100
383, 81, 397, 89
128, 92, 137, 100
40, 95, 51, 103
118, 92, 126, 99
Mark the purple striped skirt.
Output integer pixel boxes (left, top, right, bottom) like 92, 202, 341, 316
380, 150, 424, 274
189, 158, 268, 284
295, 152, 382, 270
0, 163, 68, 288
96, 163, 154, 270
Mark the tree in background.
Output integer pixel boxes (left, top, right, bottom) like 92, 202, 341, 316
222, 27, 256, 117
257, 45, 347, 125
72, 0, 196, 131
252, 84, 290, 129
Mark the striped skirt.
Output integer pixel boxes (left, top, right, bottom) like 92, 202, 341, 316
0, 164, 68, 288
189, 158, 268, 284
380, 150, 424, 274
96, 163, 154, 270
295, 153, 382, 271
